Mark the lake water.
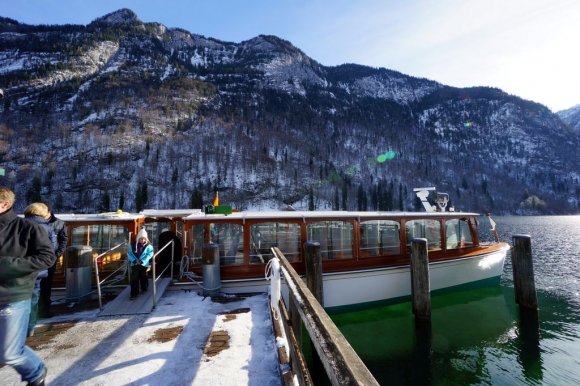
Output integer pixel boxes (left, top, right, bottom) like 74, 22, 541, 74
332, 216, 580, 385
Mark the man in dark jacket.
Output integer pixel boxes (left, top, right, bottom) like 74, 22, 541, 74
0, 187, 56, 386
39, 202, 67, 317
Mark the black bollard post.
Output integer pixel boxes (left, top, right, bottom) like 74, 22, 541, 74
411, 238, 431, 319
512, 235, 538, 310
202, 243, 220, 297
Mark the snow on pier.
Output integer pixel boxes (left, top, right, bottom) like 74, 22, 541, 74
0, 291, 282, 386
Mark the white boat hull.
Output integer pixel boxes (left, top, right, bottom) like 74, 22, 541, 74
219, 245, 509, 311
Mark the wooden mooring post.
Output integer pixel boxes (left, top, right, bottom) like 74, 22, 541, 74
288, 242, 324, 349
303, 241, 325, 383
410, 238, 431, 320
511, 234, 538, 310
410, 237, 433, 383
304, 242, 323, 305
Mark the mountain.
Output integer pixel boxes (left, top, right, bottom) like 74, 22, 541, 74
558, 104, 580, 133
1, 9, 579, 214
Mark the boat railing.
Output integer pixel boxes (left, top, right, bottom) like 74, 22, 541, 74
150, 239, 175, 309
94, 240, 130, 310
270, 247, 379, 385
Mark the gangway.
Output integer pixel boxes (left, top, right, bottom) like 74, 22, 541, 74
97, 237, 176, 316
98, 277, 171, 316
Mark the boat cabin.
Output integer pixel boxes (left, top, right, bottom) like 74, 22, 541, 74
181, 210, 484, 280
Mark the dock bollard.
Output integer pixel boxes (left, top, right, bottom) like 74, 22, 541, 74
411, 238, 431, 320
304, 241, 323, 306
202, 243, 220, 297
511, 235, 538, 310
65, 245, 93, 304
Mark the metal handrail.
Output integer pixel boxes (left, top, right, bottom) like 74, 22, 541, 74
149, 240, 175, 309
94, 239, 129, 311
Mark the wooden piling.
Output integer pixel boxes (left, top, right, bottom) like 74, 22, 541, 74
411, 238, 431, 319
304, 241, 323, 306
303, 241, 325, 383
512, 234, 538, 310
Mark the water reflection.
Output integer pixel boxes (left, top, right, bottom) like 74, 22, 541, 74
518, 308, 542, 383
333, 285, 580, 385
333, 286, 515, 384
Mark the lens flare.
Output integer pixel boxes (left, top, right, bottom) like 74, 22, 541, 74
376, 151, 396, 163
464, 121, 472, 128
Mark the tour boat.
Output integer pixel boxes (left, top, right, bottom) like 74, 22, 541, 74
54, 188, 510, 312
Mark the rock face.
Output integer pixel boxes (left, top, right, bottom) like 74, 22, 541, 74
0, 9, 578, 214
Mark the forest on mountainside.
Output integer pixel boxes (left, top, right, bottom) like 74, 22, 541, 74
1, 10, 578, 214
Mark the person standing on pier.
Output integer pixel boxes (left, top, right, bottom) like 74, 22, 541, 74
23, 203, 58, 336
38, 202, 67, 318
128, 228, 154, 299
0, 187, 56, 386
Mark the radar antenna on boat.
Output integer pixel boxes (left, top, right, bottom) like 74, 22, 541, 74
413, 187, 454, 212
413, 187, 436, 212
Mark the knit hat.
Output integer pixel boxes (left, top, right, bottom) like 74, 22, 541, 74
137, 228, 149, 242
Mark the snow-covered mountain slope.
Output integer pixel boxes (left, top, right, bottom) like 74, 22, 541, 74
0, 9, 578, 214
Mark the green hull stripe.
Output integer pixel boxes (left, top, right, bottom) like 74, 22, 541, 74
325, 275, 501, 315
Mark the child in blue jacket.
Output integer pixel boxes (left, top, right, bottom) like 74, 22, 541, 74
128, 228, 154, 299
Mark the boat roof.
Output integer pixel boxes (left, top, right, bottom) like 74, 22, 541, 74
183, 210, 480, 221
56, 209, 481, 224
140, 209, 203, 218
57, 212, 144, 223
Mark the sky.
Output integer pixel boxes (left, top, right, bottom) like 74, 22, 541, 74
1, 0, 579, 111
0, 290, 283, 385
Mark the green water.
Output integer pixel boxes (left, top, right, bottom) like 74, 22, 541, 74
333, 286, 580, 385
329, 216, 580, 385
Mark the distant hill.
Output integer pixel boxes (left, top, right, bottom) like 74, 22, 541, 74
0, 9, 578, 214
558, 104, 580, 133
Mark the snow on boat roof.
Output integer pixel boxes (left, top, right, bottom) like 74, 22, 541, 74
184, 210, 480, 221
57, 210, 203, 223
57, 212, 144, 222
56, 210, 480, 223
140, 209, 203, 218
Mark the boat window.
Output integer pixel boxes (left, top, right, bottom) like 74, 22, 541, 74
214, 224, 244, 265
215, 223, 244, 265
359, 220, 401, 257
250, 222, 301, 264
70, 225, 129, 271
188, 225, 205, 264
405, 219, 441, 251
307, 221, 353, 260
445, 219, 474, 249
188, 223, 244, 266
